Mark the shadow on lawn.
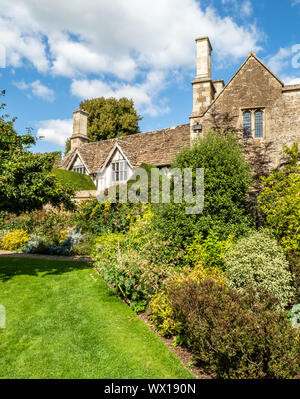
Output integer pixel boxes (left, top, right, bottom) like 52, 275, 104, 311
0, 256, 91, 282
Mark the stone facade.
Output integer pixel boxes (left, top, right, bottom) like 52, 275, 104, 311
190, 39, 300, 173
63, 36, 300, 192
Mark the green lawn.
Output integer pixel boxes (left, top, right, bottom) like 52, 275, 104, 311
0, 257, 192, 379
52, 168, 96, 191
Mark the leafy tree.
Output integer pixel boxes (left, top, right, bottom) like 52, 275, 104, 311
80, 97, 142, 142
258, 143, 300, 255
0, 90, 74, 214
64, 138, 71, 155
152, 131, 253, 248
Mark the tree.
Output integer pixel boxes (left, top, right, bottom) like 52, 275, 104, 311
258, 143, 300, 255
64, 138, 71, 155
80, 97, 142, 141
0, 90, 74, 214
152, 131, 253, 248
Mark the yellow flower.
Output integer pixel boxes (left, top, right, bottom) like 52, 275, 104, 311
0, 229, 30, 251
104, 201, 111, 212
59, 230, 68, 242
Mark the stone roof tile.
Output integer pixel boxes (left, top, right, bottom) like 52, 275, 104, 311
62, 124, 190, 173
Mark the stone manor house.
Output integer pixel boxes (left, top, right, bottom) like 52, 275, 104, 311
62, 37, 300, 191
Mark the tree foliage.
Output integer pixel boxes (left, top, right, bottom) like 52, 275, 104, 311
80, 97, 142, 141
0, 90, 74, 214
258, 143, 300, 254
152, 132, 253, 248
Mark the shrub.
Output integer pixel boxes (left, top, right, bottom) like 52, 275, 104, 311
149, 263, 227, 337
152, 131, 253, 248
24, 228, 83, 256
186, 231, 233, 270
74, 199, 141, 236
258, 143, 300, 254
24, 235, 73, 256
148, 292, 182, 337
288, 304, 300, 328
92, 231, 186, 311
72, 233, 96, 256
0, 229, 29, 250
288, 252, 300, 303
168, 278, 300, 379
225, 230, 295, 308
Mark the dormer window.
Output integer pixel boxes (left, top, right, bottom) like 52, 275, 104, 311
73, 166, 86, 174
243, 109, 264, 139
71, 156, 87, 174
112, 160, 128, 183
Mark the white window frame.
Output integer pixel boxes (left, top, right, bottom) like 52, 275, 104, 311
72, 166, 86, 175
111, 160, 128, 183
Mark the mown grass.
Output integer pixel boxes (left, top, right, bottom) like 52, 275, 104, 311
52, 168, 96, 191
0, 257, 193, 379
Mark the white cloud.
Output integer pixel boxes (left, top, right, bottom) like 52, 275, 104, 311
264, 43, 300, 86
0, 0, 262, 115
241, 1, 253, 17
71, 71, 170, 117
267, 47, 293, 75
221, 0, 253, 17
36, 119, 73, 146
266, 44, 300, 83
13, 80, 55, 102
292, 0, 300, 6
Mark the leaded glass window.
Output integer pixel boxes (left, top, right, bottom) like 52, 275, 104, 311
255, 110, 263, 138
243, 111, 252, 138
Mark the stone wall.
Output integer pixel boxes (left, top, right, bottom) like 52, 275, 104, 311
191, 55, 300, 174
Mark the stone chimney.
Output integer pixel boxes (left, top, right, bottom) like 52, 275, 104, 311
190, 37, 215, 141
70, 109, 89, 151
213, 80, 225, 98
191, 37, 214, 116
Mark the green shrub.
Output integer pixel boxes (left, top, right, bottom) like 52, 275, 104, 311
72, 233, 96, 256
74, 199, 141, 235
288, 304, 300, 328
186, 231, 233, 270
148, 292, 182, 337
149, 263, 227, 337
168, 278, 300, 379
92, 230, 186, 311
258, 143, 300, 255
288, 252, 300, 303
225, 230, 295, 308
0, 229, 29, 250
152, 131, 253, 248
52, 168, 96, 190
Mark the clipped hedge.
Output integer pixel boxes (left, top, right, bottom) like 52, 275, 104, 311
52, 168, 96, 191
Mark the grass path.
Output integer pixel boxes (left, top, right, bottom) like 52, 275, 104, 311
0, 257, 193, 379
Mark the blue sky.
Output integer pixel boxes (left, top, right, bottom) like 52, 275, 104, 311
1, 0, 300, 154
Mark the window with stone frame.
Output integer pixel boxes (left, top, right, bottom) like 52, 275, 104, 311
243, 109, 264, 139
111, 160, 128, 183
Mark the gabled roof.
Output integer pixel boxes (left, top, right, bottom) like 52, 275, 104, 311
201, 52, 284, 117
62, 124, 190, 173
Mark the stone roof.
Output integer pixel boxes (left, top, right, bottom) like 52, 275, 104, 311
62, 123, 190, 173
